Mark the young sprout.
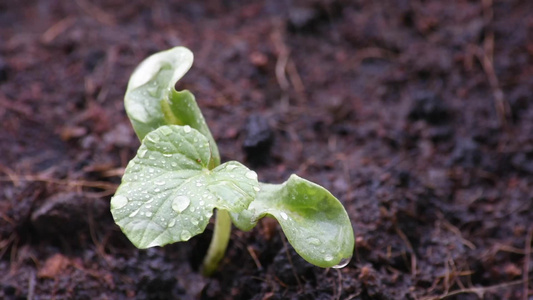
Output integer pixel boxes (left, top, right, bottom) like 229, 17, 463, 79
110, 47, 354, 276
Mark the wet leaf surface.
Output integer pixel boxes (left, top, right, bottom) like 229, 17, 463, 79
112, 125, 258, 248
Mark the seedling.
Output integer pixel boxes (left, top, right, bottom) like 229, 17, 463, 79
110, 47, 354, 276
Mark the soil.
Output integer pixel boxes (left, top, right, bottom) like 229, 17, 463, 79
1, 0, 532, 299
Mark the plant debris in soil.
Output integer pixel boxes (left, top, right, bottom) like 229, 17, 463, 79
1, 0, 532, 299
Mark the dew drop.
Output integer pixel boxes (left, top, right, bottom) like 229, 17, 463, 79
199, 201, 205, 206
332, 257, 352, 269
168, 219, 176, 227
307, 237, 321, 246
154, 181, 165, 186
280, 212, 289, 220
138, 149, 147, 158
172, 196, 191, 213
253, 186, 261, 192
191, 218, 199, 226
181, 230, 192, 241
111, 195, 128, 209
163, 153, 172, 157
245, 171, 257, 180
171, 162, 177, 167
147, 85, 158, 97
160, 126, 173, 136
129, 208, 141, 217
145, 211, 153, 217
147, 134, 160, 142
183, 125, 191, 133
324, 254, 334, 262
226, 164, 237, 170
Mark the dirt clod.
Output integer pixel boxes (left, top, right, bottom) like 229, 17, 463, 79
243, 114, 274, 167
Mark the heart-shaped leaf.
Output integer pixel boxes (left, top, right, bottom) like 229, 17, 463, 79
111, 125, 259, 248
231, 175, 354, 268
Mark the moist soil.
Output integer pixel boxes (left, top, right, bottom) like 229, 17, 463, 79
1, 1, 532, 299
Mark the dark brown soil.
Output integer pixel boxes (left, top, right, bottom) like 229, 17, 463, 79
1, 0, 532, 299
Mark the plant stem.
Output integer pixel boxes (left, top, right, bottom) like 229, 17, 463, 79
201, 209, 231, 276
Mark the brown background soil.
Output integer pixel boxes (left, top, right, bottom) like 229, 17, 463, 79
1, 0, 532, 299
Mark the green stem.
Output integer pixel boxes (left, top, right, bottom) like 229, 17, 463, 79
201, 209, 231, 276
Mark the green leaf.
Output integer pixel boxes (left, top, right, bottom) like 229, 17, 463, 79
231, 175, 354, 268
110, 125, 259, 249
125, 46, 220, 167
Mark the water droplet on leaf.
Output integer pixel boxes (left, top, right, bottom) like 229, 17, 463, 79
172, 195, 191, 213
183, 125, 191, 133
245, 171, 257, 180
147, 134, 160, 143
280, 212, 289, 220
181, 230, 192, 240
332, 257, 351, 269
307, 237, 321, 246
129, 208, 141, 217
147, 85, 158, 97
168, 219, 176, 227
139, 149, 147, 158
324, 254, 334, 262
111, 195, 128, 209
160, 126, 173, 136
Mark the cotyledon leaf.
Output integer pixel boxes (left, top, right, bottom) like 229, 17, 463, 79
231, 175, 354, 268
110, 125, 259, 249
125, 46, 220, 167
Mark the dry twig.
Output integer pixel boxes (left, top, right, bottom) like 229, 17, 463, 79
477, 0, 510, 127
75, 0, 116, 25
524, 226, 533, 300
280, 232, 303, 291
41, 17, 76, 44
0, 174, 117, 197
436, 279, 524, 299
394, 225, 417, 277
